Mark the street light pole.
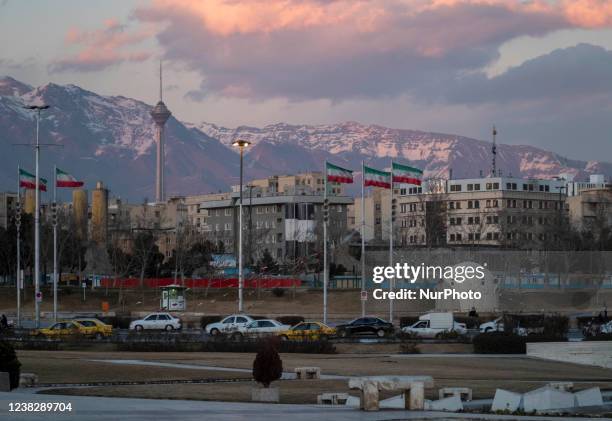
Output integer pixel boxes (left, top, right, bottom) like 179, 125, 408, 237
232, 139, 252, 313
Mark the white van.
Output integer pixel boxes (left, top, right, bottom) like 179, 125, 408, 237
402, 312, 466, 338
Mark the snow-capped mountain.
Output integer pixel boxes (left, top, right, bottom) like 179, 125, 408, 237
197, 121, 612, 182
1, 76, 610, 201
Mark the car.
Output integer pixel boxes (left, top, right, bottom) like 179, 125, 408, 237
73, 318, 113, 339
277, 321, 336, 341
335, 317, 394, 338
231, 319, 290, 339
129, 313, 182, 331
205, 314, 255, 336
600, 320, 612, 334
402, 312, 466, 338
479, 317, 504, 333
33, 321, 87, 338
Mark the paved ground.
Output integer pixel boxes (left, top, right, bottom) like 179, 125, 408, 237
1, 391, 610, 421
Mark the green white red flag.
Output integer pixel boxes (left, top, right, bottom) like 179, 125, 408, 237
56, 167, 84, 188
363, 165, 391, 188
326, 162, 353, 184
392, 162, 423, 186
19, 168, 47, 191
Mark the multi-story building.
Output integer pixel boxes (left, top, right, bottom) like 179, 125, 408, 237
198, 183, 352, 263
567, 187, 612, 231
0, 192, 18, 229
398, 176, 568, 248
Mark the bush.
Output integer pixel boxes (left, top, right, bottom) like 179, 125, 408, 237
199, 315, 222, 330
252, 338, 283, 387
271, 288, 285, 297
542, 315, 569, 338
99, 315, 132, 329
0, 341, 21, 390
277, 316, 304, 326
455, 316, 484, 329
436, 330, 460, 340
584, 333, 612, 341
474, 332, 566, 354
399, 342, 420, 354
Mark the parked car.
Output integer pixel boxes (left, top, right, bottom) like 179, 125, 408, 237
402, 312, 466, 338
73, 318, 113, 339
600, 320, 612, 334
232, 319, 290, 339
32, 321, 87, 338
129, 313, 182, 331
479, 317, 504, 333
205, 314, 255, 336
335, 317, 394, 338
277, 321, 336, 341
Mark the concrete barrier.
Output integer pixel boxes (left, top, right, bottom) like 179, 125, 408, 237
527, 341, 612, 369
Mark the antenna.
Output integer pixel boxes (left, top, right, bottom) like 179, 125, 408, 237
491, 125, 497, 177
159, 60, 163, 102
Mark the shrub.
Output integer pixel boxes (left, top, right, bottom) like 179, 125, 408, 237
277, 316, 304, 326
455, 316, 484, 329
199, 315, 222, 330
0, 341, 21, 390
100, 315, 132, 329
252, 338, 283, 388
542, 315, 569, 338
399, 342, 420, 354
436, 330, 460, 340
584, 333, 612, 341
271, 288, 285, 298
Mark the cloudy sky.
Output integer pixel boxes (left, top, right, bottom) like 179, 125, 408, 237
1, 0, 612, 160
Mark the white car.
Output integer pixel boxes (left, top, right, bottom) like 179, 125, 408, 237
402, 320, 467, 338
232, 319, 290, 339
129, 313, 182, 331
479, 317, 504, 333
205, 314, 255, 336
600, 321, 612, 334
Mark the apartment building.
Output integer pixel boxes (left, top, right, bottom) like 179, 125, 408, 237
0, 192, 18, 229
398, 177, 568, 248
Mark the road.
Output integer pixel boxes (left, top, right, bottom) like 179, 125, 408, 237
0, 391, 608, 421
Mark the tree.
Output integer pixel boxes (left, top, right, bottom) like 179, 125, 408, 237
252, 338, 283, 388
0, 341, 21, 390
257, 249, 278, 274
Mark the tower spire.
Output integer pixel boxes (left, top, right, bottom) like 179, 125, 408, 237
151, 61, 171, 203
491, 125, 497, 177
159, 60, 163, 102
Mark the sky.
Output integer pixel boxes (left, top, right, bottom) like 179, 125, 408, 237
1, 0, 612, 161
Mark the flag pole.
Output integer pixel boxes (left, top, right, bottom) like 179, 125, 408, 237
53, 165, 58, 322
389, 161, 394, 323
16, 166, 21, 328
323, 161, 328, 324
361, 160, 366, 318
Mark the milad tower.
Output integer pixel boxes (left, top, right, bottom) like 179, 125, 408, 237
151, 62, 172, 203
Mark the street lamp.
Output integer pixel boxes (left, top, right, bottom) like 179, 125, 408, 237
24, 104, 50, 328
232, 139, 251, 313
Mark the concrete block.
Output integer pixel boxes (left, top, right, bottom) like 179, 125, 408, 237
574, 387, 603, 407
360, 381, 379, 411
317, 392, 349, 405
251, 387, 279, 403
427, 395, 463, 412
439, 387, 472, 401
407, 382, 425, 410
294, 367, 321, 380
523, 386, 575, 413
19, 373, 39, 388
491, 389, 522, 412
0, 372, 11, 392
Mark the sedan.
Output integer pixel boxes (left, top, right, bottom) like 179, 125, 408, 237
277, 322, 336, 341
336, 317, 394, 338
129, 313, 182, 331
232, 319, 290, 339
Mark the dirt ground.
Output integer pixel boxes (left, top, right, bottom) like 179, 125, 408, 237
20, 350, 612, 402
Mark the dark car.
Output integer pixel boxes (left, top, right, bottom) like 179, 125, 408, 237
335, 317, 394, 338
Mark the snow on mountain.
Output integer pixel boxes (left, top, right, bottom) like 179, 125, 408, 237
1, 76, 610, 201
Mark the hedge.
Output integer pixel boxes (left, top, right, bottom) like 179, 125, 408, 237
473, 332, 566, 354
584, 334, 612, 341
0, 341, 21, 390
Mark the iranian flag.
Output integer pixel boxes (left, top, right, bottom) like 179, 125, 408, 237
326, 162, 353, 184
364, 165, 391, 188
19, 168, 47, 191
392, 162, 423, 186
56, 167, 84, 188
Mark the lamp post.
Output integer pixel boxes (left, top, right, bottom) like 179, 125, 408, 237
24, 104, 49, 328
232, 139, 251, 313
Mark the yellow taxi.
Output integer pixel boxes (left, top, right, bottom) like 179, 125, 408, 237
73, 318, 113, 339
277, 321, 336, 341
33, 321, 87, 338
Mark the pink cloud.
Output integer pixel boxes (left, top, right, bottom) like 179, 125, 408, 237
51, 19, 152, 73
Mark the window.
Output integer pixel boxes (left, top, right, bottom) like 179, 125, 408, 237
450, 184, 462, 192
145, 315, 157, 321
225, 208, 232, 216
474, 183, 481, 191
236, 317, 248, 323
222, 317, 235, 324
467, 183, 473, 191
224, 223, 232, 231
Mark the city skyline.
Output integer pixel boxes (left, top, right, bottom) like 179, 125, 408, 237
1, 0, 612, 161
